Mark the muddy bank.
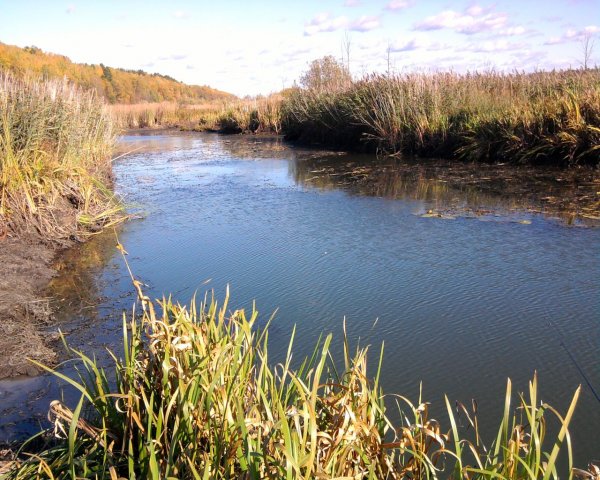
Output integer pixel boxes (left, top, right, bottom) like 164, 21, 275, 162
0, 237, 66, 379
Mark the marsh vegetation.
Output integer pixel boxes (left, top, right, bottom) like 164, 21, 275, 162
3, 262, 584, 479
1, 50, 599, 479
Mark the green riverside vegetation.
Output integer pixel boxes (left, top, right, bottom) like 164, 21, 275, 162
3, 251, 586, 479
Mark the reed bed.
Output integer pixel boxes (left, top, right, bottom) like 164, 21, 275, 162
282, 68, 600, 166
110, 96, 283, 134
0, 72, 124, 241
3, 246, 587, 479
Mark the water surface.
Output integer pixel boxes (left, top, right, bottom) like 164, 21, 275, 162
1, 131, 598, 467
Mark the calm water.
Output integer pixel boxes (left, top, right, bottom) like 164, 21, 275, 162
1, 132, 599, 467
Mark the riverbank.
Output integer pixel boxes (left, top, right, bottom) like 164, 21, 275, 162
0, 73, 124, 379
111, 66, 600, 167
0, 238, 57, 378
2, 275, 585, 478
2, 130, 599, 477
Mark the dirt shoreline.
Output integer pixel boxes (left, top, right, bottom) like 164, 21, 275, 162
0, 236, 70, 379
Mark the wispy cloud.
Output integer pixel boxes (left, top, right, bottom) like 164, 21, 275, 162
495, 26, 528, 37
304, 12, 348, 35
390, 38, 420, 52
344, 0, 361, 6
385, 0, 412, 11
304, 12, 380, 35
66, 4, 76, 14
414, 5, 508, 35
543, 25, 599, 45
466, 39, 526, 53
159, 54, 188, 61
350, 15, 380, 32
388, 36, 447, 53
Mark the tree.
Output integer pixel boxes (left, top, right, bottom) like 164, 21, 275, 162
342, 31, 352, 73
581, 32, 595, 70
299, 56, 352, 93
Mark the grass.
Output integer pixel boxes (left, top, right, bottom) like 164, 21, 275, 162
282, 68, 600, 166
109, 95, 283, 134
109, 66, 600, 167
2, 245, 588, 479
0, 72, 125, 241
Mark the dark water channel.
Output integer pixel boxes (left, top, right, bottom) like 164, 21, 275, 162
1, 132, 599, 467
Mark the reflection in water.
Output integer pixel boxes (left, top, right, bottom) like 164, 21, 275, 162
1, 132, 598, 470
291, 154, 600, 226
0, 229, 123, 442
48, 229, 123, 325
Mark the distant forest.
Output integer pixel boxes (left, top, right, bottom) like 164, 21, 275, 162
0, 42, 235, 103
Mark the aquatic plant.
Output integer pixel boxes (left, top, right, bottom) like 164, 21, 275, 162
0, 72, 125, 241
4, 246, 584, 479
282, 67, 600, 166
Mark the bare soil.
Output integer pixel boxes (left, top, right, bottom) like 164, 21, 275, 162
0, 236, 67, 379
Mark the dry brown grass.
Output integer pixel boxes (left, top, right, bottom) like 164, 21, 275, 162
0, 72, 125, 241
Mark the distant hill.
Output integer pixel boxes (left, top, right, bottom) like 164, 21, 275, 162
0, 42, 236, 104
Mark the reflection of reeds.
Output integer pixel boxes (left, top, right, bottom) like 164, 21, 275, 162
8, 248, 584, 478
282, 69, 600, 166
292, 156, 600, 224
0, 73, 124, 240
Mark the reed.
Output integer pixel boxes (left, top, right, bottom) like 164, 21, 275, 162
3, 246, 586, 479
0, 72, 124, 240
282, 67, 600, 166
109, 95, 283, 134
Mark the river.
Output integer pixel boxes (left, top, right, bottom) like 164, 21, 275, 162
1, 131, 599, 468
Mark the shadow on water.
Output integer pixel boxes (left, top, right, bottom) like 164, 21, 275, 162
1, 131, 598, 469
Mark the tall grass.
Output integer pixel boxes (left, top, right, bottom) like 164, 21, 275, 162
4, 247, 586, 479
0, 72, 124, 240
110, 96, 283, 134
109, 67, 600, 166
282, 68, 600, 166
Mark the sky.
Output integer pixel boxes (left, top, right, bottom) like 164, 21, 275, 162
1, 0, 599, 96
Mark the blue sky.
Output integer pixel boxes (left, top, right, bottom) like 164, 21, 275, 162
1, 0, 599, 96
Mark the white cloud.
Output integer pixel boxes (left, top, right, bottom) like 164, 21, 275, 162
304, 12, 349, 36
390, 38, 420, 52
66, 4, 76, 14
544, 36, 562, 45
304, 12, 381, 35
349, 15, 380, 32
544, 25, 599, 45
496, 26, 527, 36
415, 5, 508, 35
344, 0, 361, 6
467, 39, 526, 53
385, 0, 412, 11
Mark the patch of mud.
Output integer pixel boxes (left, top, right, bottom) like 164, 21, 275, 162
0, 238, 63, 379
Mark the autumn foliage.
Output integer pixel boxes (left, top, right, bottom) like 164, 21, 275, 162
0, 42, 235, 104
